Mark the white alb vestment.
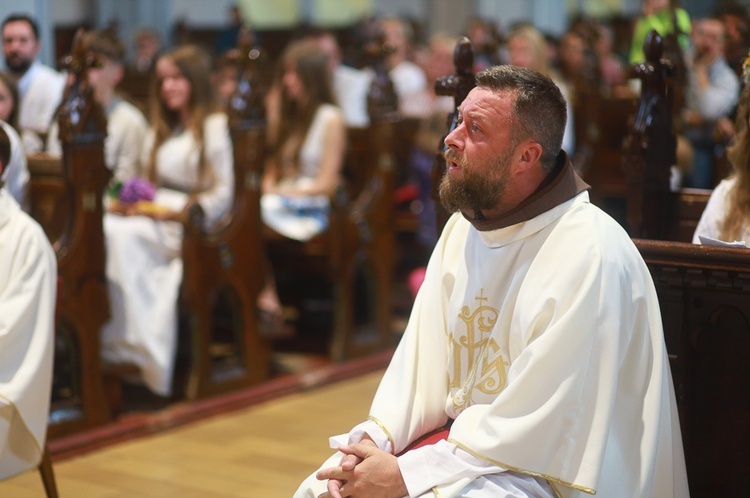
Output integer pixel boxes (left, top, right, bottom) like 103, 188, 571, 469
297, 157, 688, 497
0, 188, 56, 479
0, 120, 29, 210
692, 177, 750, 244
47, 97, 148, 184
262, 103, 343, 241
16, 61, 66, 154
101, 113, 233, 396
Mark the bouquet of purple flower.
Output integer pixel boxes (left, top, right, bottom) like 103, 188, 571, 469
117, 177, 157, 204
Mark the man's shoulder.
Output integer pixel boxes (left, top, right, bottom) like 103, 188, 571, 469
30, 63, 65, 84
554, 201, 642, 264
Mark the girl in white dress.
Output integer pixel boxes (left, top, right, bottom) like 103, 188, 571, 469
258, 40, 346, 317
693, 81, 750, 245
261, 40, 345, 240
101, 45, 233, 396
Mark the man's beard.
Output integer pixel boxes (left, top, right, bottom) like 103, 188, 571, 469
4, 54, 32, 74
438, 149, 511, 213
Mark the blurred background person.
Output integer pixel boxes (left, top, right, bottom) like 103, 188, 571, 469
304, 28, 372, 128
594, 22, 626, 89
465, 16, 503, 72
377, 16, 428, 118
259, 40, 346, 320
506, 25, 576, 156
629, 0, 692, 64
1, 13, 65, 153
407, 33, 458, 252
715, 2, 750, 79
0, 71, 28, 209
682, 16, 740, 188
101, 44, 233, 397
47, 29, 148, 185
693, 75, 750, 245
130, 27, 161, 74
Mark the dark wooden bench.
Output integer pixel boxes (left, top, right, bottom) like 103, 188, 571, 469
581, 94, 638, 225
179, 43, 271, 398
27, 31, 113, 439
634, 239, 750, 496
624, 31, 747, 497
673, 188, 711, 243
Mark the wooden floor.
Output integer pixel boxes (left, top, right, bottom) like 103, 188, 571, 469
0, 370, 384, 498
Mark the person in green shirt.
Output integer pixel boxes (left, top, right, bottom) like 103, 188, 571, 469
629, 0, 692, 64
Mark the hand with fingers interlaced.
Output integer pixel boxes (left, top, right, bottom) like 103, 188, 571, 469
316, 440, 407, 498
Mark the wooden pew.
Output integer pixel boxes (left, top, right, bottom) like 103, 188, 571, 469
621, 29, 677, 240
674, 188, 711, 243
622, 29, 748, 497
179, 44, 271, 399
633, 239, 750, 497
28, 30, 113, 438
580, 94, 637, 225
27, 156, 68, 243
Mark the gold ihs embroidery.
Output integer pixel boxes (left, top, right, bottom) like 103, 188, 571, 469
449, 289, 508, 412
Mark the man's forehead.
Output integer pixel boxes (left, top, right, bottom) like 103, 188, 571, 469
459, 87, 510, 116
2, 21, 35, 38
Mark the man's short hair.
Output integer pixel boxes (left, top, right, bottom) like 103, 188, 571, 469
475, 65, 567, 171
85, 29, 126, 65
2, 13, 40, 40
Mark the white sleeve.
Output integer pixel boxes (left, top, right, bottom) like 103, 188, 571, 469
397, 439, 506, 496
692, 181, 729, 243
196, 113, 234, 225
328, 419, 393, 454
108, 104, 148, 183
327, 420, 505, 496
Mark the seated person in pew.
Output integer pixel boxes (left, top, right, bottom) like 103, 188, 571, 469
693, 72, 750, 245
0, 124, 56, 479
506, 25, 576, 157
101, 44, 233, 397
407, 33, 458, 250
46, 29, 148, 184
0, 72, 29, 210
258, 40, 345, 318
681, 16, 740, 189
629, 0, 691, 65
304, 28, 372, 128
1, 13, 66, 154
295, 66, 688, 498
377, 16, 429, 119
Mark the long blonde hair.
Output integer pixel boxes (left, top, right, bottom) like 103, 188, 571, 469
723, 84, 750, 240
147, 44, 217, 187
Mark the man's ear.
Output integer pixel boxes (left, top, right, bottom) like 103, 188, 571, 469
514, 141, 543, 174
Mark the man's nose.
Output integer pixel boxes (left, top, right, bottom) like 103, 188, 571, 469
444, 125, 463, 150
